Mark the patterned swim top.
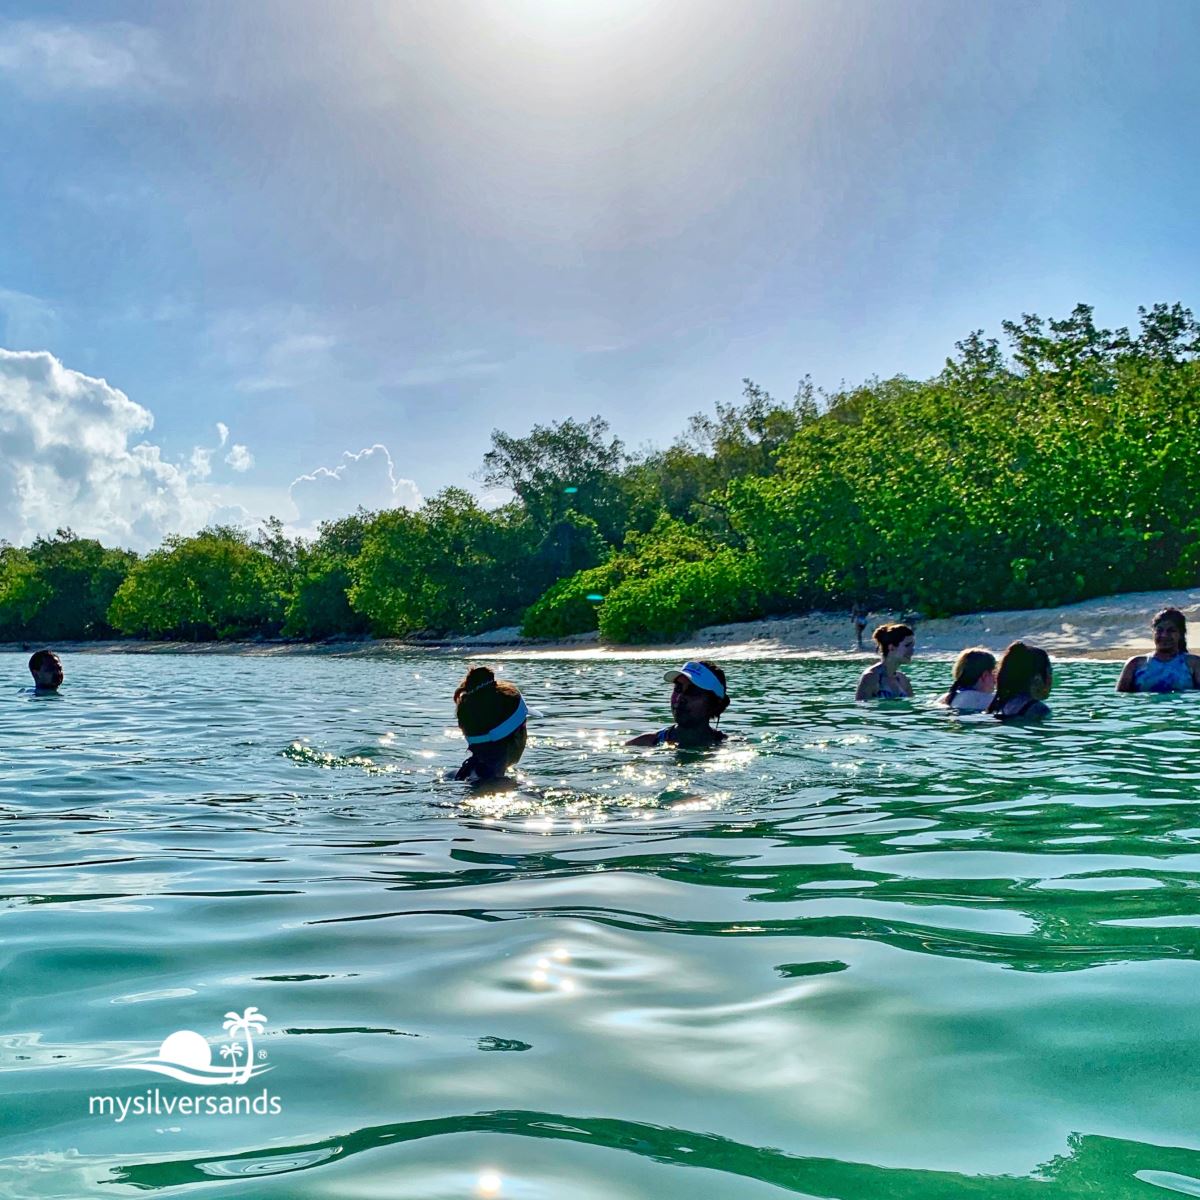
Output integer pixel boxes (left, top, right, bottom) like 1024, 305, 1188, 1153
872, 665, 907, 699
1133, 653, 1195, 694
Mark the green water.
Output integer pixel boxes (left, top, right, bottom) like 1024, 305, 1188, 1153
3, 650, 1200, 1199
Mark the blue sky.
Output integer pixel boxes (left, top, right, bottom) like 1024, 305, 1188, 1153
0, 0, 1197, 546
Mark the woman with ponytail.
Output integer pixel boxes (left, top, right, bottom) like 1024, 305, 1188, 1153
986, 642, 1052, 722
938, 648, 996, 712
855, 624, 915, 700
453, 666, 534, 783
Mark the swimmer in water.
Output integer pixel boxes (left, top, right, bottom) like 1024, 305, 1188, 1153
855, 624, 914, 700
987, 641, 1052, 721
27, 649, 63, 693
453, 666, 533, 783
627, 660, 730, 748
938, 648, 996, 712
1115, 608, 1200, 693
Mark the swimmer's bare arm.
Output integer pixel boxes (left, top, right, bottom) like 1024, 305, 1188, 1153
626, 732, 661, 747
1115, 657, 1144, 692
898, 672, 914, 697
854, 669, 879, 701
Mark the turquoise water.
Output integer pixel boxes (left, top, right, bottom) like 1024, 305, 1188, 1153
3, 650, 1200, 1199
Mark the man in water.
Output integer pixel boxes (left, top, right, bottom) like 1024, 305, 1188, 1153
27, 649, 64, 693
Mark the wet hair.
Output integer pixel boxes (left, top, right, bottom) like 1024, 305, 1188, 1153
454, 666, 527, 775
1152, 608, 1187, 651
872, 624, 913, 656
987, 642, 1052, 713
693, 660, 731, 720
946, 648, 996, 704
28, 649, 59, 673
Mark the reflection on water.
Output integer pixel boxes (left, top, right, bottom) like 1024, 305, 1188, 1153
2, 651, 1200, 1197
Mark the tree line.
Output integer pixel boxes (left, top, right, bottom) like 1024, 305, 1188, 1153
3, 302, 1199, 645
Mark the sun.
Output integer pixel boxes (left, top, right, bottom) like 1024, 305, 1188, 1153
158, 1030, 213, 1070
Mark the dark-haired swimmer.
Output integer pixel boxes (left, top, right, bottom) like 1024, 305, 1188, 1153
938, 648, 996, 712
1116, 608, 1200, 693
987, 641, 1052, 721
453, 666, 535, 783
855, 624, 914, 700
628, 660, 730, 748
26, 649, 63, 693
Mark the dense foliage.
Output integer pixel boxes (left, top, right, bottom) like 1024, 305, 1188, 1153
4, 303, 1199, 646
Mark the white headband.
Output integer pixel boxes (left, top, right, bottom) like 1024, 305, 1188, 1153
465, 695, 529, 745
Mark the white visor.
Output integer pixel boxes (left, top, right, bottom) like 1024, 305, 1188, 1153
663, 661, 725, 698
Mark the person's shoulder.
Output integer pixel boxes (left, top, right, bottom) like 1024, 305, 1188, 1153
627, 727, 672, 747
626, 732, 660, 747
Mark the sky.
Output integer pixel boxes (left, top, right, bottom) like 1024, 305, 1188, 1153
0, 0, 1197, 548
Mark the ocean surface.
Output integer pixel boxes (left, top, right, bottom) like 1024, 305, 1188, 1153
3, 649, 1200, 1199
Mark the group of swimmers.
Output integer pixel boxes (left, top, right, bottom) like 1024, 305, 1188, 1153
18, 607, 1199, 785
451, 607, 1200, 782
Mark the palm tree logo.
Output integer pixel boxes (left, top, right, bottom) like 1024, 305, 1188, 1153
112, 1005, 272, 1085
222, 1006, 267, 1085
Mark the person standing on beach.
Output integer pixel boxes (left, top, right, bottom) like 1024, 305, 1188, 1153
26, 649, 63, 693
1116, 608, 1200, 693
855, 624, 914, 700
851, 604, 868, 651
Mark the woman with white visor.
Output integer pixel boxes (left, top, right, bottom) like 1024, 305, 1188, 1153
628, 660, 730, 748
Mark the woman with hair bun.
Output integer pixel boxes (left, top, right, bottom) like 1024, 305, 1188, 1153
987, 642, 1052, 722
855, 623, 915, 700
453, 666, 534, 783
1116, 608, 1200, 693
938, 648, 996, 712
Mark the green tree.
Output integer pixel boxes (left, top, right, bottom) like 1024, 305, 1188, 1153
30, 530, 137, 639
478, 417, 628, 539
109, 527, 284, 640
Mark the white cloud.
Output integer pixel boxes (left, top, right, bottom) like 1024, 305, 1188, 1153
225, 444, 254, 472
188, 446, 212, 480
216, 421, 229, 446
0, 21, 173, 95
289, 445, 422, 535
0, 348, 210, 549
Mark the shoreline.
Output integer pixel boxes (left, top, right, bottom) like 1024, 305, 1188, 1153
2, 587, 1196, 662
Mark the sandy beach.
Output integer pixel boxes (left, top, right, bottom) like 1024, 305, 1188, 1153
5, 586, 1198, 662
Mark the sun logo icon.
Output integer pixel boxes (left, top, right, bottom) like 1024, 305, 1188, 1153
111, 1007, 271, 1086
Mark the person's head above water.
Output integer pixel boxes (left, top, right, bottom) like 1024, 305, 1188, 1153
873, 623, 914, 662
28, 649, 63, 692
629, 660, 730, 747
453, 665, 530, 780
1151, 608, 1188, 655
989, 641, 1052, 709
947, 648, 996, 699
664, 660, 730, 728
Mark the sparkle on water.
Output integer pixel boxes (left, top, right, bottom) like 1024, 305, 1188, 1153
3, 650, 1200, 1198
